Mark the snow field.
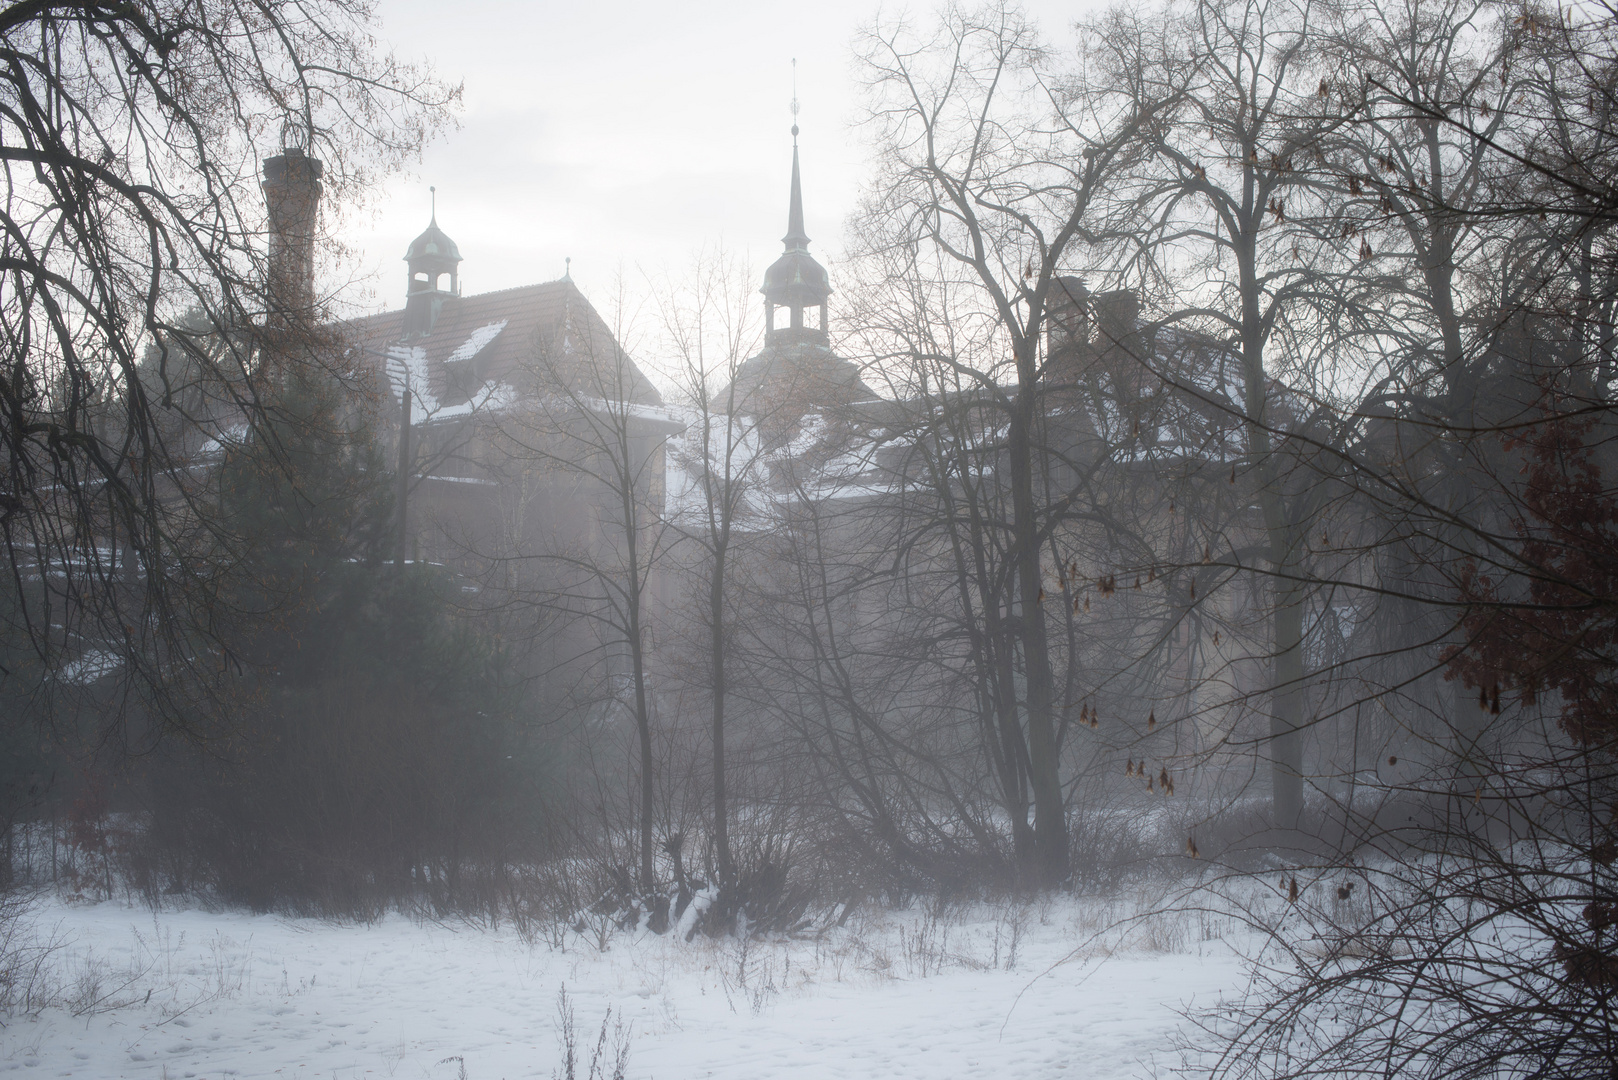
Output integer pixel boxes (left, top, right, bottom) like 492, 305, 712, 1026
0, 892, 1249, 1079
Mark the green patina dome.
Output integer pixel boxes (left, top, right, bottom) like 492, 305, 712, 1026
762, 249, 831, 307
405, 220, 462, 265
761, 142, 831, 307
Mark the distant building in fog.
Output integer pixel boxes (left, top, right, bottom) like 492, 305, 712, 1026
341, 215, 672, 570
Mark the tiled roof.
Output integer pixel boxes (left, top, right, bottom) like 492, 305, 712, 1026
721, 338, 879, 417
340, 279, 662, 408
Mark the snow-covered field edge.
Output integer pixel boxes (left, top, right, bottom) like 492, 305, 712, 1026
0, 885, 1263, 1080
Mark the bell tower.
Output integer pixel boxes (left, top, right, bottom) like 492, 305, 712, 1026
761, 97, 831, 346
403, 188, 462, 338
718, 73, 876, 418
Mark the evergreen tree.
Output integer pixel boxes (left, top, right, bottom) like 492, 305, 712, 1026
144, 353, 525, 914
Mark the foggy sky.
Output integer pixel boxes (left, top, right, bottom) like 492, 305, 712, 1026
336, 0, 1102, 318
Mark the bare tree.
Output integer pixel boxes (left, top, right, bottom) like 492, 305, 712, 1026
1309, 0, 1539, 791
1101, 0, 1419, 829
480, 281, 676, 893
853, 1, 1181, 884
0, 0, 456, 741
1164, 1, 1618, 1076
654, 251, 767, 889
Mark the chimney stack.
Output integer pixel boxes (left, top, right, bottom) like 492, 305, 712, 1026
1091, 290, 1140, 352
262, 147, 323, 327
1047, 276, 1091, 360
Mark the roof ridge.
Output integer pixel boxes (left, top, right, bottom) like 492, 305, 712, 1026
452, 278, 576, 303
342, 277, 578, 327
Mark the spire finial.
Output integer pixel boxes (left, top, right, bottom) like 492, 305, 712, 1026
429, 185, 437, 225
791, 58, 800, 142
563, 256, 572, 282
783, 108, 808, 252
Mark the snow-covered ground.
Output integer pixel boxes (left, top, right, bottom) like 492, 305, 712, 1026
0, 893, 1249, 1079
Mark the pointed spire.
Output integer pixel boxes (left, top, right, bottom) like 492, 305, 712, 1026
783, 143, 809, 252
783, 63, 809, 255
761, 60, 830, 341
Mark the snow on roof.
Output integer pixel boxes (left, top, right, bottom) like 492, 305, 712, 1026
197, 422, 250, 457
417, 380, 518, 425
343, 280, 664, 409
662, 409, 769, 528
385, 344, 434, 412
58, 650, 120, 685
571, 395, 687, 429
421, 473, 498, 486
447, 320, 508, 364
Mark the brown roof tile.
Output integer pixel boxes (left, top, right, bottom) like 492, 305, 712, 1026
340, 280, 661, 407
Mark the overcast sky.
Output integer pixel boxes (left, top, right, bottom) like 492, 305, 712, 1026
336, 0, 1100, 318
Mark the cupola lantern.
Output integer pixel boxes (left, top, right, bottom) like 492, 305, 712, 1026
761, 125, 831, 346
403, 187, 461, 337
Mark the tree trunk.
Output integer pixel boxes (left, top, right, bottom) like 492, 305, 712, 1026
1008, 362, 1068, 886
937, 428, 1035, 877
709, 539, 732, 886
395, 386, 411, 567
1238, 208, 1308, 832
628, 596, 655, 892
618, 442, 656, 893
1269, 571, 1306, 830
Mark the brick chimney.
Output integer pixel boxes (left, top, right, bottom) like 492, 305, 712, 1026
1047, 276, 1090, 360
261, 148, 323, 327
1091, 290, 1140, 353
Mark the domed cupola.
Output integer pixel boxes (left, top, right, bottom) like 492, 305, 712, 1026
406, 220, 461, 270
762, 128, 831, 346
403, 188, 461, 337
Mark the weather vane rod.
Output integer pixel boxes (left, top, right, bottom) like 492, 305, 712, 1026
791, 58, 800, 142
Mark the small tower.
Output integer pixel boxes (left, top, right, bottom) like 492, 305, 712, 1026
1047, 276, 1091, 359
720, 83, 875, 419
261, 146, 323, 327
403, 189, 461, 338
761, 123, 831, 346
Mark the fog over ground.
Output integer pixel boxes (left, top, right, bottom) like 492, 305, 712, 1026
4, 0, 1615, 1075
